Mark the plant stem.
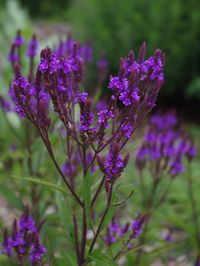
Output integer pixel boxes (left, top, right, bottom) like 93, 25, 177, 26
91, 175, 105, 208
139, 170, 146, 208
186, 162, 200, 251
113, 237, 131, 261
67, 133, 81, 265
73, 212, 81, 265
80, 138, 88, 265
135, 178, 160, 265
89, 187, 113, 254
36, 126, 83, 207
49, 151, 83, 207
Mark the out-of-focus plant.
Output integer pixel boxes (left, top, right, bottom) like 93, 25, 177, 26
185, 143, 200, 265
1, 205, 46, 265
0, 0, 32, 105
67, 0, 200, 98
0, 30, 108, 222
19, 0, 71, 19
134, 112, 198, 265
0, 31, 165, 265
186, 77, 200, 99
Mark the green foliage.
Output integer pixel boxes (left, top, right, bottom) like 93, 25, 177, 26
88, 250, 117, 266
19, 0, 71, 19
68, 0, 200, 97
186, 77, 200, 99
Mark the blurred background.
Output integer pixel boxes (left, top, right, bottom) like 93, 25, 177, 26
0, 2, 200, 265
0, 0, 200, 122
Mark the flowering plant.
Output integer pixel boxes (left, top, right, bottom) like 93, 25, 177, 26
0, 31, 165, 265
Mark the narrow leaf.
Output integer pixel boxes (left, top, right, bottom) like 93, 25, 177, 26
11, 175, 68, 195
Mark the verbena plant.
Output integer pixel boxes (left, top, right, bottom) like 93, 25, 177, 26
0, 31, 165, 265
0, 29, 200, 266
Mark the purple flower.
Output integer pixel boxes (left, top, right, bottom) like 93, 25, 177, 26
195, 255, 200, 266
62, 151, 81, 178
104, 215, 145, 247
186, 142, 197, 161
8, 44, 19, 63
104, 148, 125, 181
19, 215, 37, 233
1, 229, 12, 256
78, 92, 88, 103
29, 241, 46, 264
170, 159, 184, 176
80, 43, 93, 62
96, 100, 107, 112
97, 53, 108, 84
13, 30, 24, 47
131, 215, 146, 239
104, 219, 129, 246
86, 152, 97, 173
151, 113, 177, 130
98, 144, 129, 185
79, 95, 94, 132
65, 34, 74, 56
27, 34, 39, 58
97, 109, 115, 128
108, 46, 164, 108
97, 55, 108, 69
11, 65, 34, 117
0, 206, 46, 265
108, 76, 128, 92
164, 230, 173, 242
0, 95, 12, 112
121, 123, 133, 139
135, 112, 197, 177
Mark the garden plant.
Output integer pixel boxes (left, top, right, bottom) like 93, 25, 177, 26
0, 30, 199, 266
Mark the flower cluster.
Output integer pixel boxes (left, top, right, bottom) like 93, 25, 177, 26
109, 44, 164, 109
135, 112, 197, 177
104, 219, 129, 246
7, 30, 25, 64
8, 31, 37, 65
9, 40, 164, 196
3, 31, 165, 265
54, 34, 108, 87
79, 93, 94, 131
104, 215, 147, 246
27, 34, 39, 59
97, 144, 129, 191
0, 95, 11, 112
55, 34, 93, 63
195, 255, 200, 266
1, 206, 46, 265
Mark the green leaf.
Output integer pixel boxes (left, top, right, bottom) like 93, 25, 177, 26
55, 191, 77, 265
101, 194, 117, 230
0, 187, 23, 209
88, 250, 117, 266
93, 86, 103, 104
112, 189, 134, 206
11, 175, 69, 195
83, 172, 93, 228
0, 254, 18, 265
145, 241, 185, 258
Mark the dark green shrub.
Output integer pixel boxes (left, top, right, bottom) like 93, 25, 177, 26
68, 0, 200, 97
